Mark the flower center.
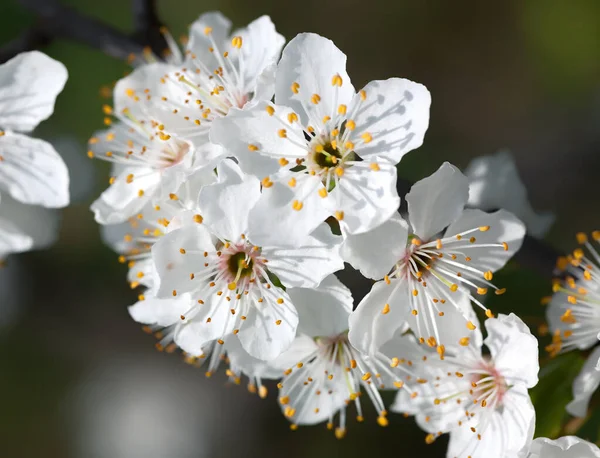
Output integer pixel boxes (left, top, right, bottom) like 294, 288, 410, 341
226, 251, 254, 279
312, 142, 343, 169
470, 362, 508, 408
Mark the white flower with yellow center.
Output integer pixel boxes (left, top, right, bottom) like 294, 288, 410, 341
393, 313, 538, 458
151, 160, 343, 360
0, 51, 69, 257
525, 436, 600, 458
546, 232, 600, 357
272, 275, 423, 437
545, 232, 600, 417
345, 162, 525, 355
210, 32, 431, 237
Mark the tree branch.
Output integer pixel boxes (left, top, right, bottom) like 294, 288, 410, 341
0, 0, 167, 63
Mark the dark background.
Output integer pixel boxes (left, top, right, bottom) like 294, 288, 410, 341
1, 0, 599, 456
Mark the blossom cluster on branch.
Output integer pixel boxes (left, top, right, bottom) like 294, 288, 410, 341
2, 9, 600, 458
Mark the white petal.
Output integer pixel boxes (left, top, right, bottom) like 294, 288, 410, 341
198, 160, 260, 240
445, 208, 526, 273
0, 215, 33, 256
348, 78, 431, 163
0, 51, 67, 132
447, 386, 535, 458
234, 16, 285, 96
275, 33, 355, 126
348, 278, 410, 355
210, 102, 306, 177
466, 151, 554, 238
187, 12, 232, 74
91, 167, 160, 224
0, 132, 69, 207
566, 346, 600, 418
152, 224, 216, 298
0, 193, 60, 252
528, 436, 600, 458
406, 162, 469, 241
225, 335, 285, 380
247, 175, 331, 246
113, 62, 181, 127
484, 313, 539, 388
236, 290, 298, 360
287, 275, 352, 337
128, 293, 191, 327
341, 214, 408, 280
175, 307, 233, 357
326, 159, 400, 235
258, 222, 344, 289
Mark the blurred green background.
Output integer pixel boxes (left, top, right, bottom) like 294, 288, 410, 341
1, 0, 600, 456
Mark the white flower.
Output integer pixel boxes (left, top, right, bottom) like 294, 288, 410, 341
90, 13, 284, 224
151, 160, 343, 360
546, 232, 600, 357
393, 313, 538, 458
274, 275, 420, 437
525, 436, 600, 458
210, 32, 431, 236
89, 62, 221, 224
0, 51, 69, 256
346, 162, 526, 355
465, 150, 554, 238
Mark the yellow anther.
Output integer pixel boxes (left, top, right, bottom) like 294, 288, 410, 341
377, 416, 389, 427
335, 167, 344, 177
485, 309, 494, 319
287, 112, 298, 123
335, 211, 344, 221
450, 284, 458, 292
278, 129, 287, 138
277, 298, 284, 304
266, 105, 275, 116
311, 94, 321, 104
382, 303, 390, 314
322, 115, 331, 124
292, 200, 303, 211
261, 177, 273, 188
390, 357, 399, 368
360, 90, 367, 100
288, 178, 297, 187
331, 74, 343, 86
477, 287, 488, 295
228, 282, 237, 291
479, 226, 490, 232
362, 372, 372, 381
231, 36, 243, 48
459, 337, 470, 346
279, 158, 289, 166
248, 144, 259, 152
193, 214, 203, 224
484, 271, 493, 281
169, 193, 178, 200
502, 242, 509, 251
495, 288, 506, 295
361, 132, 372, 143
425, 434, 436, 445
577, 232, 588, 244
291, 82, 300, 94
466, 321, 476, 330
179, 248, 186, 254
338, 104, 347, 115
369, 162, 380, 171
87, 151, 95, 158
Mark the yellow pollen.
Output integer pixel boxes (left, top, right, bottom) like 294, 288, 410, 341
278, 129, 287, 138
459, 337, 470, 346
291, 82, 300, 94
338, 104, 347, 115
466, 321, 476, 330
484, 271, 493, 281
266, 105, 275, 116
292, 200, 303, 211
261, 177, 273, 188
331, 74, 343, 86
179, 248, 186, 254
382, 303, 390, 314
193, 214, 203, 224
279, 158, 289, 166
335, 211, 344, 221
335, 167, 344, 177
370, 162, 380, 171
485, 309, 494, 319
311, 94, 321, 104
361, 132, 373, 143
288, 178, 297, 187
450, 284, 458, 292
248, 144, 259, 152
288, 112, 298, 124
377, 416, 389, 427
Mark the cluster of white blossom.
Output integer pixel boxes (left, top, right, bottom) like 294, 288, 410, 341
4, 9, 600, 458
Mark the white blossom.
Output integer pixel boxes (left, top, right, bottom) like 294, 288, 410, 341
346, 162, 525, 355
150, 160, 343, 360
393, 313, 538, 458
210, 32, 431, 237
